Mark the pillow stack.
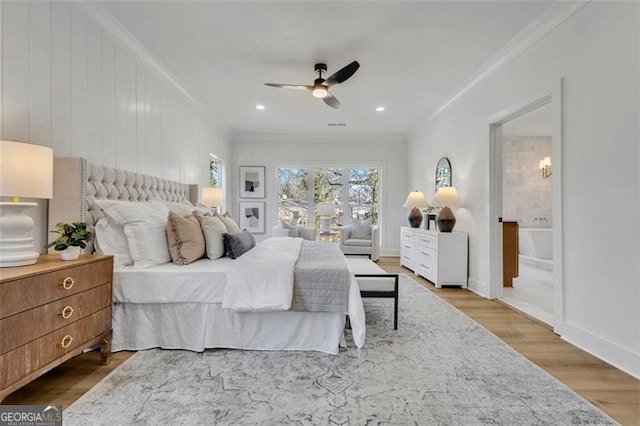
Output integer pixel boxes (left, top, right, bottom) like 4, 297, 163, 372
94, 198, 249, 269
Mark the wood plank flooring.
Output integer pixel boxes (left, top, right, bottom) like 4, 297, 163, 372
3, 257, 639, 425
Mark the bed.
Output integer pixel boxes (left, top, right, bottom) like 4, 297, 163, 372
49, 157, 365, 355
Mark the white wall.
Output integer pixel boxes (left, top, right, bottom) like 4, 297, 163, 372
0, 1, 231, 251
407, 3, 639, 377
232, 134, 407, 256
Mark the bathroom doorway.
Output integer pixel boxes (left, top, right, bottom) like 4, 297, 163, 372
499, 103, 554, 325
488, 81, 564, 333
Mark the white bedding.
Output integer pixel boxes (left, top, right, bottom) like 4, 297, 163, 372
111, 241, 366, 354
114, 257, 233, 304
223, 237, 303, 311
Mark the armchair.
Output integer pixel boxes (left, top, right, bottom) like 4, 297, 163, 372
271, 223, 317, 241
339, 223, 380, 261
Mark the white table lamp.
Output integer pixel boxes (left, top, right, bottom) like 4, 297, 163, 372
0, 141, 53, 267
432, 186, 462, 232
317, 202, 336, 234
402, 191, 429, 228
202, 187, 223, 212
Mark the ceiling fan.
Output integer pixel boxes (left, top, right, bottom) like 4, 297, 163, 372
265, 61, 360, 109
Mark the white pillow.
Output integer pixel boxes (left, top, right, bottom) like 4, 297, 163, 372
198, 214, 227, 259
124, 222, 172, 269
95, 199, 169, 224
94, 218, 133, 269
95, 199, 170, 268
165, 200, 196, 216
351, 218, 373, 239
281, 222, 299, 238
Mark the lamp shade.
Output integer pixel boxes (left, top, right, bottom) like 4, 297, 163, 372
202, 187, 223, 207
0, 141, 53, 199
432, 186, 462, 208
402, 191, 428, 209
317, 202, 336, 217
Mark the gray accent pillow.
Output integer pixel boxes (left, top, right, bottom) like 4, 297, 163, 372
351, 218, 373, 239
223, 230, 256, 259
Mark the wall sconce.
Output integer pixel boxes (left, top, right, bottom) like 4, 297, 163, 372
539, 156, 552, 178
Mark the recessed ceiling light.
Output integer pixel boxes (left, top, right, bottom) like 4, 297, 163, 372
256, 104, 265, 110
376, 106, 385, 112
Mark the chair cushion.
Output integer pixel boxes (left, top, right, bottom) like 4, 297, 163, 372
350, 218, 372, 239
344, 239, 372, 247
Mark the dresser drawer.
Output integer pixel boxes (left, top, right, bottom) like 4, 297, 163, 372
401, 229, 415, 242
416, 246, 435, 268
0, 284, 111, 355
0, 307, 111, 389
417, 233, 436, 249
0, 259, 112, 319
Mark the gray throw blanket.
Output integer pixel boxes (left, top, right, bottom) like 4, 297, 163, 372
291, 241, 350, 314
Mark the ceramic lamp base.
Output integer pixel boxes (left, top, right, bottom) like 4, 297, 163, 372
0, 202, 39, 267
408, 207, 423, 228
320, 217, 331, 233
436, 206, 456, 232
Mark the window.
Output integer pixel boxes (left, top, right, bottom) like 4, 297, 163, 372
208, 155, 226, 211
277, 166, 380, 235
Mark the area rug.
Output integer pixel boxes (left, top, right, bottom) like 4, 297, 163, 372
64, 275, 616, 425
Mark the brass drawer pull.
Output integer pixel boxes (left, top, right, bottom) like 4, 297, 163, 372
62, 277, 75, 290
60, 306, 74, 319
60, 335, 73, 349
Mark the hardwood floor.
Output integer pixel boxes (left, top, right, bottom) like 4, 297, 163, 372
3, 257, 639, 425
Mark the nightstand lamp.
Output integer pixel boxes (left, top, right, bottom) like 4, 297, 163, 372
202, 187, 223, 213
432, 186, 462, 232
403, 191, 428, 228
317, 202, 336, 234
0, 140, 53, 267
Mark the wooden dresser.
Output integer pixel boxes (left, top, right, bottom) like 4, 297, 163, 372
0, 254, 113, 402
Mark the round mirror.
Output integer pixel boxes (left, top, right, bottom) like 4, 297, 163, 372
435, 157, 452, 191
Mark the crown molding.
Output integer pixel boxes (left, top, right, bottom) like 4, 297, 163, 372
78, 2, 232, 136
426, 1, 589, 122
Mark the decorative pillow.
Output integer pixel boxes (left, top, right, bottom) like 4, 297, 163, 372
351, 218, 373, 239
166, 212, 205, 265
281, 221, 299, 238
223, 230, 256, 259
94, 217, 133, 269
95, 199, 170, 268
193, 211, 227, 260
218, 212, 240, 234
124, 222, 172, 268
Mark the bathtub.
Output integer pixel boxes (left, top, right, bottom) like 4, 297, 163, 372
519, 228, 553, 260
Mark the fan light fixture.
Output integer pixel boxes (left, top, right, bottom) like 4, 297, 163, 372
312, 84, 328, 98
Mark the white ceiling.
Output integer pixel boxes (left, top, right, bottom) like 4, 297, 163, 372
100, 1, 552, 135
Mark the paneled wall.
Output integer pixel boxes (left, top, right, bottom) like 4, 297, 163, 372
0, 1, 231, 251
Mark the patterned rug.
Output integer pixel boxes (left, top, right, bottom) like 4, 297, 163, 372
65, 275, 616, 425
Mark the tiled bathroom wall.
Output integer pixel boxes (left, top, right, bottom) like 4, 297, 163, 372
502, 135, 552, 228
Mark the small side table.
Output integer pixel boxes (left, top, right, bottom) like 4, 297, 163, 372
318, 232, 338, 242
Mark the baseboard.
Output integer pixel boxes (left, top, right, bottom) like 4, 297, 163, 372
561, 321, 640, 379
467, 277, 489, 298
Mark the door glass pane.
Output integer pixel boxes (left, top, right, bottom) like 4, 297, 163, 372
278, 168, 309, 226
349, 168, 378, 224
314, 168, 344, 231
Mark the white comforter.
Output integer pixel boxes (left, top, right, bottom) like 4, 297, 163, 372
222, 237, 303, 311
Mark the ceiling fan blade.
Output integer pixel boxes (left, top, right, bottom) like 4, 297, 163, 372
323, 93, 341, 109
325, 61, 360, 87
265, 83, 312, 91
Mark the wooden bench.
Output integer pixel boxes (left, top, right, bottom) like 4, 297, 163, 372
346, 256, 399, 330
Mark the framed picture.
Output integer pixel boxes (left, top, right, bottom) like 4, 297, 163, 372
239, 166, 265, 198
239, 201, 265, 234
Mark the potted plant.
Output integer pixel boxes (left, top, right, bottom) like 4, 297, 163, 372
46, 222, 94, 261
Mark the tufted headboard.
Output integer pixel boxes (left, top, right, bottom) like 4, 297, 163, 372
48, 157, 199, 235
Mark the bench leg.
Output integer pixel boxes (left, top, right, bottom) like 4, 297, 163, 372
394, 275, 399, 330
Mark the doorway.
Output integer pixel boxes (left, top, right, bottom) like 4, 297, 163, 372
488, 81, 564, 333
500, 103, 553, 325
